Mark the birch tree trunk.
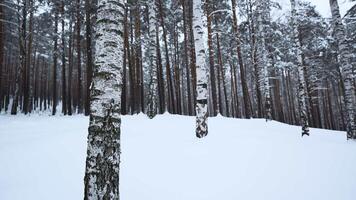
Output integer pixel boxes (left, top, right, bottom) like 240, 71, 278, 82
83, 0, 124, 199
329, 0, 356, 139
193, 0, 208, 138
290, 0, 309, 136
147, 0, 158, 119
257, 0, 272, 121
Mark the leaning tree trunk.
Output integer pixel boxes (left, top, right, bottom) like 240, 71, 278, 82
83, 0, 124, 199
147, 0, 158, 119
290, 0, 309, 136
193, 0, 208, 138
329, 0, 356, 139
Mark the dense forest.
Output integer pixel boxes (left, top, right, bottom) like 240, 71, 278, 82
0, 0, 355, 136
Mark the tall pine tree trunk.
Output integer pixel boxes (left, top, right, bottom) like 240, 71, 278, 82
83, 0, 124, 199
61, 0, 67, 115
26, 0, 34, 114
0, 0, 3, 111
157, 0, 174, 113
231, 0, 252, 118
68, 17, 74, 115
52, 5, 59, 116
12, 0, 27, 115
182, 0, 192, 116
85, 0, 93, 116
205, 0, 217, 116
76, 0, 83, 114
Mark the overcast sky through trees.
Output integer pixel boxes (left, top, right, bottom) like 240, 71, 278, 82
276, 0, 355, 17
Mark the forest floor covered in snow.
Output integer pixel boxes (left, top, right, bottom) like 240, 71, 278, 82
0, 114, 356, 200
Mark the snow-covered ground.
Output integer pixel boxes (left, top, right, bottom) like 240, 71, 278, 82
0, 114, 356, 200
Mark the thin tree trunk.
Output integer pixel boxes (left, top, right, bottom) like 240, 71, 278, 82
76, 0, 83, 114
68, 18, 74, 115
231, 0, 252, 118
193, 0, 208, 138
84, 0, 93, 116
61, 0, 67, 115
290, 0, 309, 136
147, 0, 158, 119
122, 5, 129, 115
182, 0, 192, 116
216, 33, 229, 117
205, 0, 217, 116
157, 0, 174, 113
257, 0, 272, 121
52, 4, 59, 116
0, 0, 4, 112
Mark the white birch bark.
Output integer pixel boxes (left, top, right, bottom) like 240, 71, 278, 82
147, 0, 158, 119
193, 0, 208, 138
84, 0, 125, 199
290, 0, 310, 136
257, 0, 272, 121
329, 0, 356, 139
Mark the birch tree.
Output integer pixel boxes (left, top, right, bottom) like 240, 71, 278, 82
257, 0, 272, 121
83, 0, 125, 199
329, 0, 356, 139
193, 0, 208, 138
290, 0, 309, 136
147, 0, 158, 119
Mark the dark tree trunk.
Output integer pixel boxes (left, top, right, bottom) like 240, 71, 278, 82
205, 0, 217, 116
76, 0, 83, 114
52, 4, 59, 116
68, 18, 74, 115
61, 1, 67, 115
231, 0, 252, 118
157, 0, 174, 113
84, 0, 93, 116
0, 0, 4, 111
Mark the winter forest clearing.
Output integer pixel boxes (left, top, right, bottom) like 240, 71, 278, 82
0, 0, 356, 199
1, 114, 356, 200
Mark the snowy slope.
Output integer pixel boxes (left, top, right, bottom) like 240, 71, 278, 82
0, 114, 356, 200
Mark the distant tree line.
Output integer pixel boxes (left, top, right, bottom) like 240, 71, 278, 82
0, 0, 355, 137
